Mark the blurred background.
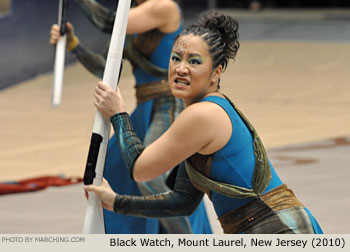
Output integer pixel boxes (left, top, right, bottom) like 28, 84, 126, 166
0, 0, 349, 233
1, 0, 350, 90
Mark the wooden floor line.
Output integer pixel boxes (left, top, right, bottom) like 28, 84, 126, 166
0, 138, 85, 158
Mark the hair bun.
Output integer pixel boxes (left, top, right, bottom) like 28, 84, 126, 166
196, 11, 240, 60
179, 11, 240, 71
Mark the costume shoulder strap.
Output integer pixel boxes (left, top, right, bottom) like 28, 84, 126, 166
124, 34, 168, 78
185, 158, 259, 199
185, 95, 272, 199
222, 94, 272, 196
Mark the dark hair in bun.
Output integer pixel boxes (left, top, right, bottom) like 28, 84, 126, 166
178, 11, 240, 71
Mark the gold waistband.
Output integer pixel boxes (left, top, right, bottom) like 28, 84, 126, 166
135, 81, 173, 104
260, 184, 303, 211
218, 184, 304, 233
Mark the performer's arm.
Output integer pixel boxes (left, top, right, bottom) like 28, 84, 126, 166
110, 112, 144, 180
94, 83, 229, 183
50, 22, 108, 79
71, 41, 108, 79
113, 162, 204, 218
75, 0, 115, 33
76, 0, 180, 35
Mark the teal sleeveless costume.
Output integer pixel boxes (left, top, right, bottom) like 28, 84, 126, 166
188, 96, 323, 233
110, 95, 323, 234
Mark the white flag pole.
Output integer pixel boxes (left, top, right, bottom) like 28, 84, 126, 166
82, 0, 131, 234
52, 0, 69, 107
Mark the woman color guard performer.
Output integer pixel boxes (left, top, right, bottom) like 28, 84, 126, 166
86, 10, 323, 234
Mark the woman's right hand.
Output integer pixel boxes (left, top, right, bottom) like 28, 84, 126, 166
94, 81, 126, 119
49, 22, 76, 47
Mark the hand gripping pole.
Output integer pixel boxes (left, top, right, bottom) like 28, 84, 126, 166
82, 0, 131, 234
52, 0, 69, 107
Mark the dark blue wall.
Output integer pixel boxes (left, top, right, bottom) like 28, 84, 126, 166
0, 0, 115, 90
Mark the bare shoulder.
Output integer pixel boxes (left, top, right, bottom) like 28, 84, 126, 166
128, 0, 180, 34
176, 101, 232, 154
136, 0, 178, 16
175, 101, 231, 134
148, 0, 180, 28
182, 101, 228, 120
149, 0, 179, 13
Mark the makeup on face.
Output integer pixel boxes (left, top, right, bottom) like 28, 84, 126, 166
173, 37, 189, 55
170, 35, 212, 75
171, 52, 204, 62
168, 35, 218, 106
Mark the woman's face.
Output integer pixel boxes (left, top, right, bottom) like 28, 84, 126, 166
168, 34, 219, 106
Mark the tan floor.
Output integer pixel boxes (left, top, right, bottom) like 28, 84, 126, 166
0, 40, 349, 234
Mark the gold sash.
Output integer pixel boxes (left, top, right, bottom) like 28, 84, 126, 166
135, 81, 173, 104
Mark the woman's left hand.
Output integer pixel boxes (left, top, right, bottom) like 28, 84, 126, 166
84, 178, 117, 211
94, 81, 126, 119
